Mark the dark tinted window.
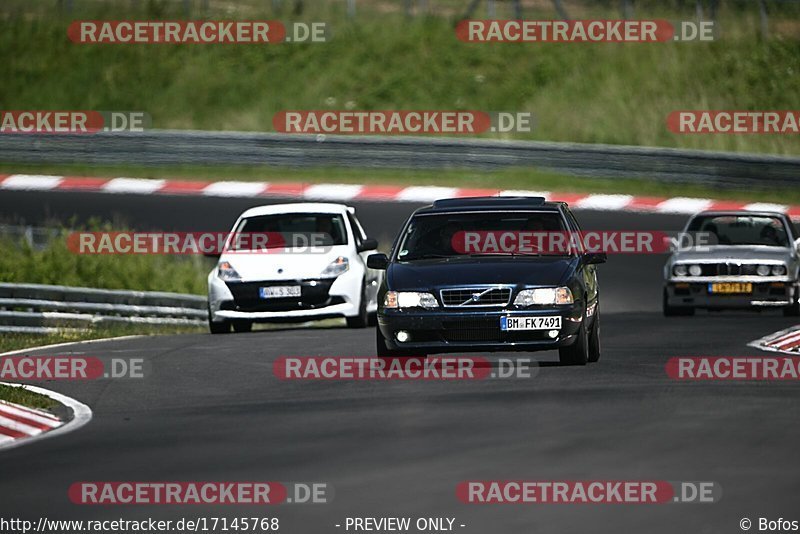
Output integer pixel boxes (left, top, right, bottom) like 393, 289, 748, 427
686, 215, 790, 247
397, 211, 567, 261
232, 213, 347, 249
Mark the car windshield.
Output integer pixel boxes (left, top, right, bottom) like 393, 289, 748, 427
230, 213, 347, 250
396, 211, 570, 261
685, 215, 790, 247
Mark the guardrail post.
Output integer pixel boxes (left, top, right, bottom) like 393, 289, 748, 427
620, 0, 633, 20
758, 0, 769, 39
551, 0, 569, 20
513, 0, 522, 19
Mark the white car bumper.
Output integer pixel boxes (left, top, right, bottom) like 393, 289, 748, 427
208, 268, 363, 323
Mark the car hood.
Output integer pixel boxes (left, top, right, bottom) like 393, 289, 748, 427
217, 246, 350, 281
387, 256, 576, 290
671, 246, 794, 263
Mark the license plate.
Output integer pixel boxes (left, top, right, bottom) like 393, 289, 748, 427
501, 316, 561, 331
259, 286, 301, 299
708, 282, 752, 294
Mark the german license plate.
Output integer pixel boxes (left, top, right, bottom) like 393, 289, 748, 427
708, 282, 752, 294
259, 286, 301, 299
501, 316, 561, 331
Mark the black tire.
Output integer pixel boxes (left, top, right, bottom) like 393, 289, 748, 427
663, 289, 694, 317
232, 321, 253, 333
559, 321, 588, 366
376, 326, 393, 357
367, 311, 378, 327
346, 281, 369, 328
784, 295, 800, 317
588, 312, 601, 363
208, 313, 231, 334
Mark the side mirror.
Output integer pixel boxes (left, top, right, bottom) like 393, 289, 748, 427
795, 238, 800, 254
583, 252, 607, 265
357, 237, 379, 253
667, 236, 680, 252
367, 253, 390, 270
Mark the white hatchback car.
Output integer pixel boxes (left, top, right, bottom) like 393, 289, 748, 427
207, 203, 382, 333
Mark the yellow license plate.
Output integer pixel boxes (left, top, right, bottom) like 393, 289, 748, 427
708, 282, 752, 294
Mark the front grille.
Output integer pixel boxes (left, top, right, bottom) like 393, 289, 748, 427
701, 263, 758, 276
440, 287, 512, 307
441, 318, 501, 342
225, 280, 337, 312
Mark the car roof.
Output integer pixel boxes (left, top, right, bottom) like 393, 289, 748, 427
415, 196, 564, 215
690, 210, 790, 219
239, 203, 352, 219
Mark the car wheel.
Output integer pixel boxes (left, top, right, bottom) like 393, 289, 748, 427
663, 289, 694, 317
376, 326, 394, 357
588, 312, 601, 363
559, 321, 588, 366
346, 281, 369, 328
232, 321, 253, 333
784, 296, 800, 317
208, 309, 231, 334
367, 311, 378, 327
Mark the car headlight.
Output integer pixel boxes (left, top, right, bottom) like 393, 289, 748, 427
757, 264, 771, 276
771, 264, 787, 276
514, 287, 574, 306
688, 264, 702, 276
217, 261, 242, 282
673, 264, 688, 277
320, 256, 349, 278
384, 291, 439, 309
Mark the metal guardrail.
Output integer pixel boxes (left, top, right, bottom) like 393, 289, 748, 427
1, 130, 799, 189
0, 283, 207, 334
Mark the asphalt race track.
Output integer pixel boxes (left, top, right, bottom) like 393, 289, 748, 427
1, 190, 799, 533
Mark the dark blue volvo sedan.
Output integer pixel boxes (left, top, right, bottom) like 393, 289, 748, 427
367, 197, 606, 365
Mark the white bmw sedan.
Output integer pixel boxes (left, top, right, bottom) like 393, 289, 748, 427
207, 203, 382, 333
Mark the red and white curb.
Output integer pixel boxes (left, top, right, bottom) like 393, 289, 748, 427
749, 326, 800, 355
2, 173, 799, 218
0, 382, 92, 451
0, 400, 63, 444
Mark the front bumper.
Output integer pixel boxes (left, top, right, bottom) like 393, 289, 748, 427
208, 275, 360, 322
665, 279, 798, 309
377, 305, 585, 354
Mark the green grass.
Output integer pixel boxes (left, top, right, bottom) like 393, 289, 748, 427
1, 4, 800, 154
0, 231, 209, 361
3, 161, 800, 206
0, 228, 211, 294
0, 384, 57, 411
